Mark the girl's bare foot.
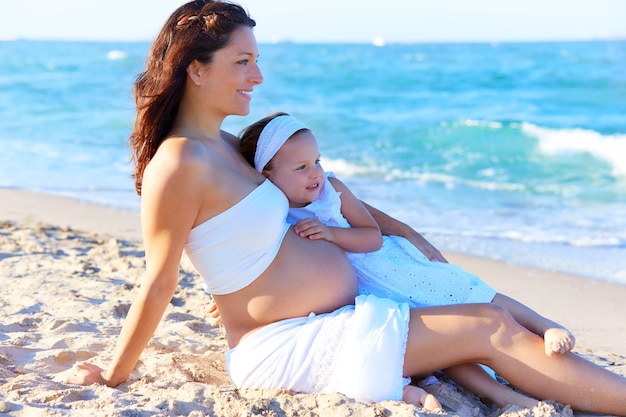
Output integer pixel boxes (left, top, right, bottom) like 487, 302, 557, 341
544, 327, 575, 356
403, 385, 442, 411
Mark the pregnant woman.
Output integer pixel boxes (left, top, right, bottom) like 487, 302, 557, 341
64, 2, 626, 415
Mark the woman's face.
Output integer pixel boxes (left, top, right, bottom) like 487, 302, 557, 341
198, 26, 263, 118
264, 131, 324, 208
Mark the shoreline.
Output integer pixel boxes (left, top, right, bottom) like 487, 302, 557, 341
0, 187, 142, 241
2, 187, 625, 416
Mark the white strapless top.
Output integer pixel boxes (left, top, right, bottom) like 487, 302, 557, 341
184, 180, 290, 295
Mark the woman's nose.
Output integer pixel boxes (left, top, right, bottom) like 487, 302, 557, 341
250, 63, 263, 85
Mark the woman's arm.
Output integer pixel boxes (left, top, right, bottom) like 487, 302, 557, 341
64, 140, 204, 387
360, 200, 448, 262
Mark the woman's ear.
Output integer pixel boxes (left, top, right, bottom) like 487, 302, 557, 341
186, 59, 203, 85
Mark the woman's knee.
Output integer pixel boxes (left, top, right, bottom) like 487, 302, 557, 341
475, 303, 529, 348
479, 302, 514, 320
405, 304, 522, 370
471, 303, 521, 334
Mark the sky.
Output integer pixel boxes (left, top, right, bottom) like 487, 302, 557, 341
1, 0, 625, 43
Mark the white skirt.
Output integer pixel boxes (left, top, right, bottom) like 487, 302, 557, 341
226, 294, 410, 403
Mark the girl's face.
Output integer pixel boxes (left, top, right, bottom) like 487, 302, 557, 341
264, 130, 324, 208
197, 26, 263, 118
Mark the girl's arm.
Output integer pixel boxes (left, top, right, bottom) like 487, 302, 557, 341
297, 176, 382, 253
360, 200, 448, 262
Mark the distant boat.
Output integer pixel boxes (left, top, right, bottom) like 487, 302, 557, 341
371, 37, 386, 47
107, 50, 127, 60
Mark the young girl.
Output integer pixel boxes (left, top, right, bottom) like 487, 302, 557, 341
239, 112, 577, 409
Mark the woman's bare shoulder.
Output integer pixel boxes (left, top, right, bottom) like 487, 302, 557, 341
144, 137, 215, 186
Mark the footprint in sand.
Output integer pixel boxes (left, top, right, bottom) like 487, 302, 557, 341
54, 350, 96, 364
114, 303, 130, 318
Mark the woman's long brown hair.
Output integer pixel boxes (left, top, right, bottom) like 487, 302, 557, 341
129, 0, 255, 195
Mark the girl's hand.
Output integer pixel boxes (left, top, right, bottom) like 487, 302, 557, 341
293, 218, 334, 242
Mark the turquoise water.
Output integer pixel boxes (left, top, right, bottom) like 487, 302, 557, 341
1, 40, 625, 284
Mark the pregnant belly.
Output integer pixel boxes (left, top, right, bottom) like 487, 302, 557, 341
267, 232, 358, 313
218, 231, 358, 347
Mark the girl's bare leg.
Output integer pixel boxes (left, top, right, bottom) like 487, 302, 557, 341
443, 363, 538, 409
492, 293, 575, 356
403, 303, 626, 416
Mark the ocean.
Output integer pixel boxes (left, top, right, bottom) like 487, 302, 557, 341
1, 39, 625, 285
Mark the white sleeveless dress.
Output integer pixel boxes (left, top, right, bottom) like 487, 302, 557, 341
288, 173, 497, 308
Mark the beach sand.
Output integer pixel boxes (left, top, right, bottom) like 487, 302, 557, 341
1, 187, 625, 417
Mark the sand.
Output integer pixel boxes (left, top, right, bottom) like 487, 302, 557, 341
1, 187, 625, 417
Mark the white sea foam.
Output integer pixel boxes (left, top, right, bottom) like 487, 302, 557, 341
461, 119, 503, 129
321, 158, 370, 176
522, 123, 626, 176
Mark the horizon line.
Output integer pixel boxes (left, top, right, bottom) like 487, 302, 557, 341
2, 35, 625, 45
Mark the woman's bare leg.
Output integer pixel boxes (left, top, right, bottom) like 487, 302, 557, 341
443, 363, 538, 409
492, 293, 575, 355
403, 303, 626, 416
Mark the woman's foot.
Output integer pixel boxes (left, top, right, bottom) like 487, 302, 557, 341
544, 327, 576, 356
403, 385, 442, 411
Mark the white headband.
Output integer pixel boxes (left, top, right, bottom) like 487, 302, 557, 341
254, 115, 309, 172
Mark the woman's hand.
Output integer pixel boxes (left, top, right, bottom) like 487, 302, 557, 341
403, 231, 448, 263
208, 300, 223, 324
60, 362, 107, 386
